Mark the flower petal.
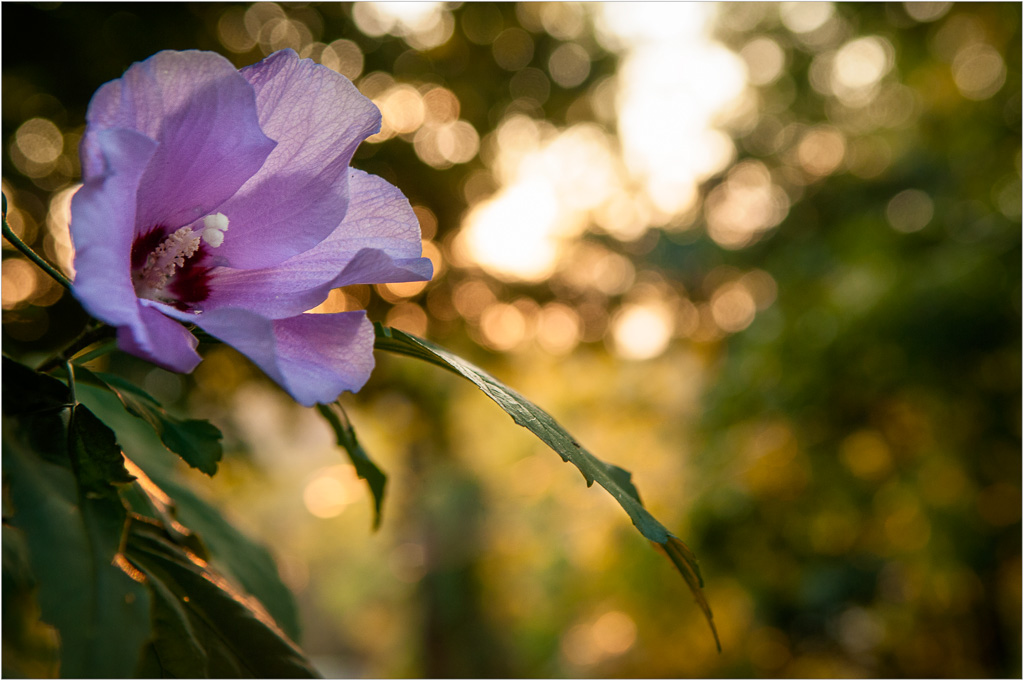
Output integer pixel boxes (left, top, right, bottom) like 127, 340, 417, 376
192, 308, 374, 406
117, 303, 201, 373
84, 50, 275, 233
71, 128, 157, 328
214, 50, 382, 269
202, 168, 432, 318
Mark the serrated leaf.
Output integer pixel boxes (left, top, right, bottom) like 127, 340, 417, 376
72, 366, 223, 476
126, 524, 319, 678
316, 401, 387, 530
69, 404, 136, 496
374, 324, 720, 651
2, 414, 152, 677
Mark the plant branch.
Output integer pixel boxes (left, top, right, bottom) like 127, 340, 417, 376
2, 193, 73, 290
36, 324, 117, 374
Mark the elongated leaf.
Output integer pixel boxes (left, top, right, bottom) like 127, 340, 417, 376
373, 324, 720, 651
131, 463, 303, 643
316, 401, 387, 529
126, 524, 319, 678
2, 409, 151, 677
72, 366, 223, 475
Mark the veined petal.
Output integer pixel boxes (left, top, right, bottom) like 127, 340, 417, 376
202, 169, 433, 318
84, 50, 275, 233
193, 308, 375, 406
215, 50, 382, 269
117, 302, 201, 373
71, 128, 157, 328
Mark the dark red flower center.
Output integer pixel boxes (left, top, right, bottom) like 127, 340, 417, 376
131, 225, 213, 311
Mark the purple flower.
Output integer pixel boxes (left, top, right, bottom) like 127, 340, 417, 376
69, 50, 432, 406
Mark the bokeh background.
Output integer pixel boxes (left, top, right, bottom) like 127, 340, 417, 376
2, 1, 1020, 677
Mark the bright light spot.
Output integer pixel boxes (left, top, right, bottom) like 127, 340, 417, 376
548, 42, 592, 88
319, 39, 365, 80
536, 303, 581, 355
457, 2, 750, 283
381, 279, 428, 299
479, 302, 528, 351
268, 18, 312, 53
1, 258, 40, 309
559, 242, 636, 295
903, 2, 951, 22
462, 124, 616, 280
540, 2, 587, 40
13, 118, 63, 174
797, 125, 846, 177
561, 610, 637, 667
461, 180, 564, 281
303, 465, 359, 518
711, 281, 757, 333
832, 36, 894, 104
779, 2, 834, 34
740, 269, 778, 310
353, 2, 453, 50
611, 302, 673, 360
218, 7, 257, 53
422, 86, 460, 124
617, 35, 745, 215
413, 120, 480, 168
591, 610, 637, 656
45, 184, 79, 280
705, 160, 790, 249
952, 43, 1006, 101
741, 36, 786, 86
595, 2, 706, 48
886, 189, 934, 233
451, 279, 497, 321
379, 85, 425, 134
385, 301, 429, 336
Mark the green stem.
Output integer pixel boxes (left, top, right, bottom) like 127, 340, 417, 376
36, 324, 117, 374
2, 197, 73, 291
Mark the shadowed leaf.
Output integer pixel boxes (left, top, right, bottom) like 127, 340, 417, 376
3, 389, 151, 677
126, 524, 319, 678
128, 461, 303, 643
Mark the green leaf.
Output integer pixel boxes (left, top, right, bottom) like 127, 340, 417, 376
316, 401, 387, 530
72, 366, 223, 476
2, 413, 151, 677
135, 466, 303, 643
374, 324, 721, 651
2, 526, 61, 678
1, 357, 73, 469
126, 524, 320, 678
69, 404, 136, 495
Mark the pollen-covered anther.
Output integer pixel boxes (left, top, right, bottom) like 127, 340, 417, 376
137, 226, 201, 294
201, 212, 229, 247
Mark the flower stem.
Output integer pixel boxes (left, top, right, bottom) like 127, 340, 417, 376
36, 323, 117, 374
2, 191, 73, 290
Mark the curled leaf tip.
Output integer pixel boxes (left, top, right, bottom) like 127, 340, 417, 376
661, 536, 721, 652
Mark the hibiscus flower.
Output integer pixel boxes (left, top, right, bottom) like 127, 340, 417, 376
69, 49, 432, 406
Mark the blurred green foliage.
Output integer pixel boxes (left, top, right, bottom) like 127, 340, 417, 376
2, 1, 1020, 678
